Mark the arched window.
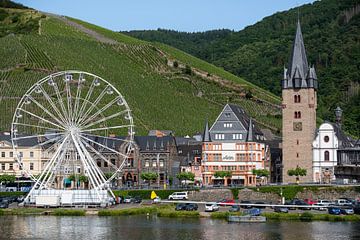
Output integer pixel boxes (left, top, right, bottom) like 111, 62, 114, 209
294, 95, 301, 103
97, 159, 101, 167
298, 95, 301, 103
294, 112, 298, 118
298, 111, 301, 119
294, 111, 301, 119
324, 151, 330, 161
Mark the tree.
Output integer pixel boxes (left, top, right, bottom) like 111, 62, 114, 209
213, 171, 232, 178
79, 175, 88, 183
252, 169, 269, 177
0, 174, 16, 185
287, 166, 307, 183
140, 172, 158, 187
176, 172, 195, 186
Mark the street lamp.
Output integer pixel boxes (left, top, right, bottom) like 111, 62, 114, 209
335, 106, 343, 126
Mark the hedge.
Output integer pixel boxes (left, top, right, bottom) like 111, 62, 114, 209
0, 192, 26, 197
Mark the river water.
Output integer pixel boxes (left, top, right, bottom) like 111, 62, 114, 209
0, 215, 359, 240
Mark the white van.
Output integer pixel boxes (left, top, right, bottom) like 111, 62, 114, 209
168, 192, 188, 200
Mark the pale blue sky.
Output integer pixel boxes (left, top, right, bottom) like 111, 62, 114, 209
15, 0, 316, 32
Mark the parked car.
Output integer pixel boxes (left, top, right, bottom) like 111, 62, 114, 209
340, 207, 354, 215
168, 192, 188, 200
334, 199, 352, 206
240, 200, 252, 209
0, 202, 8, 209
133, 196, 142, 203
317, 199, 333, 207
205, 203, 219, 212
175, 203, 187, 211
312, 203, 327, 211
244, 208, 261, 216
123, 196, 134, 203
16, 195, 25, 203
287, 199, 311, 210
304, 199, 317, 205
254, 201, 266, 209
274, 206, 289, 213
328, 207, 341, 215
218, 199, 235, 206
153, 197, 161, 204
229, 205, 241, 212
185, 203, 198, 211
353, 204, 360, 215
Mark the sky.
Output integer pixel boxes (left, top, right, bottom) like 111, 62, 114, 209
15, 0, 316, 32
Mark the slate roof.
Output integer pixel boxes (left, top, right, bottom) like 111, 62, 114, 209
228, 104, 263, 137
202, 119, 211, 142
0, 132, 39, 147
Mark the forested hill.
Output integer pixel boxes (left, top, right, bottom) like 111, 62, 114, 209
124, 0, 360, 137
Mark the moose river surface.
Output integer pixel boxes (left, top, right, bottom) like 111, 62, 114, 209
0, 215, 360, 240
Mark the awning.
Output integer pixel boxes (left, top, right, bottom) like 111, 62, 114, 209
64, 178, 71, 184
211, 176, 223, 180
181, 180, 194, 184
231, 176, 245, 180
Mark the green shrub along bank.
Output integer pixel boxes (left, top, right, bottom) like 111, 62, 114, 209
98, 206, 159, 216
112, 189, 198, 199
0, 192, 26, 197
0, 209, 3, 215
262, 212, 360, 222
52, 209, 86, 216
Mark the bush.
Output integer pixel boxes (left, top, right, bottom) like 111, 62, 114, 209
0, 192, 25, 197
210, 211, 230, 219
300, 212, 313, 221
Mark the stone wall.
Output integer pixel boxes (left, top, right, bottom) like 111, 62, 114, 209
238, 188, 281, 203
188, 189, 232, 201
295, 188, 360, 200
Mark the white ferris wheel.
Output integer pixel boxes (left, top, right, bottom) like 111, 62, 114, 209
11, 70, 134, 206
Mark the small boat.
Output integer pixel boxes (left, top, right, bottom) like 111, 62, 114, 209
228, 215, 267, 223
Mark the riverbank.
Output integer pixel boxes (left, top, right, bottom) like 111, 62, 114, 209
2, 205, 360, 222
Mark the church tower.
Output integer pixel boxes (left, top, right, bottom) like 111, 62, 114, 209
282, 20, 318, 183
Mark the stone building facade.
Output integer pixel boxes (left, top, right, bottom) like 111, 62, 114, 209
282, 20, 318, 183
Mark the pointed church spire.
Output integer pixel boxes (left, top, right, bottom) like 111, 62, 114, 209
247, 118, 253, 142
288, 19, 308, 81
202, 119, 211, 142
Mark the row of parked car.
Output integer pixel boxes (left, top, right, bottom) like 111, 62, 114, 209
0, 195, 25, 208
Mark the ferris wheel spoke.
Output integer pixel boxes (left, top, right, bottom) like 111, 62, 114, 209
38, 84, 68, 125
81, 124, 133, 133
52, 83, 70, 124
18, 108, 66, 130
77, 86, 108, 126
80, 110, 129, 130
65, 80, 73, 122
79, 134, 129, 159
72, 76, 83, 123
76, 77, 97, 124
13, 131, 65, 141
80, 138, 119, 171
81, 132, 133, 143
80, 96, 119, 127
77, 138, 107, 183
26, 95, 66, 126
13, 122, 63, 132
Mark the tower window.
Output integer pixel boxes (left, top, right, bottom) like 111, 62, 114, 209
294, 95, 301, 103
294, 111, 301, 119
296, 153, 299, 158
297, 140, 299, 145
324, 136, 329, 143
324, 151, 330, 161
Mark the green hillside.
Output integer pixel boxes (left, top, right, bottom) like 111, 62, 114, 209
0, 6, 281, 136
125, 0, 360, 136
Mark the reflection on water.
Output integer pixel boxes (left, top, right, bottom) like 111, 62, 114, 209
0, 215, 360, 240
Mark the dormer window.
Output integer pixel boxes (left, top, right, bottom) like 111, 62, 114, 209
224, 123, 232, 128
225, 113, 231, 118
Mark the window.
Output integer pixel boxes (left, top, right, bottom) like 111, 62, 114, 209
324, 136, 329, 143
297, 140, 299, 145
30, 163, 34, 170
159, 160, 164, 167
30, 152, 34, 158
1, 152, 4, 157
152, 160, 157, 167
324, 151, 330, 161
225, 113, 231, 118
97, 160, 101, 167
215, 134, 225, 140
111, 159, 116, 166
1, 163, 5, 170
145, 160, 150, 167
232, 134, 242, 140
19, 152, 23, 157
9, 152, 13, 158
294, 95, 301, 103
9, 163, 13, 170
104, 161, 108, 167
296, 153, 299, 158
224, 123, 232, 128
294, 111, 301, 119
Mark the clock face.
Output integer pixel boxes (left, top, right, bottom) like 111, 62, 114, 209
293, 122, 302, 131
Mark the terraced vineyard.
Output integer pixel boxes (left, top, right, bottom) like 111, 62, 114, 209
0, 7, 282, 135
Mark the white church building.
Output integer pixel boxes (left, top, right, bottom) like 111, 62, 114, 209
312, 122, 339, 183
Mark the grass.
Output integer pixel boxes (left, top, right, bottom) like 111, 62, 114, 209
98, 206, 158, 216
3, 208, 45, 215
52, 209, 86, 216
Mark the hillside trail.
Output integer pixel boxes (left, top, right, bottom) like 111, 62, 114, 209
44, 12, 118, 45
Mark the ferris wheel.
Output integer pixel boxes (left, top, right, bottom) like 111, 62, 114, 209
11, 70, 134, 205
